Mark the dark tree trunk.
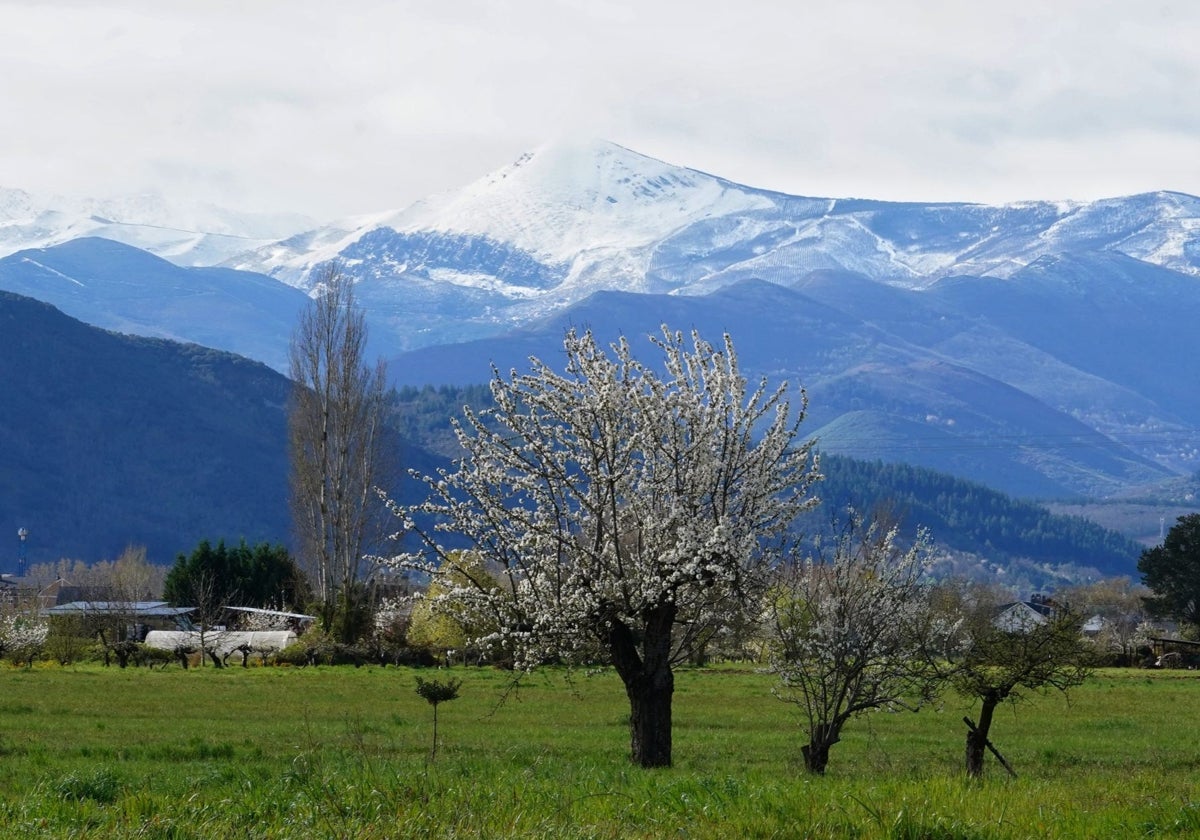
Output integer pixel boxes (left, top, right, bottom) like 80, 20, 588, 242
966, 693, 999, 778
626, 668, 674, 768
607, 603, 677, 768
802, 722, 841, 774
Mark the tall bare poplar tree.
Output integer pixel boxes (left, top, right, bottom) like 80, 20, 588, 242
289, 264, 387, 642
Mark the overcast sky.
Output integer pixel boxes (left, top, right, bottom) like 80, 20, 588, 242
3, 0, 1199, 221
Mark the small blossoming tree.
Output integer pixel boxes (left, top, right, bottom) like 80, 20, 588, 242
386, 326, 820, 767
765, 514, 953, 774
0, 612, 50, 668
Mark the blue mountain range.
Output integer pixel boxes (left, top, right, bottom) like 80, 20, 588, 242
2, 140, 1198, 505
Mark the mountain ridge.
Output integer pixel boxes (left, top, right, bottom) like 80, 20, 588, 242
0, 185, 314, 267
4, 140, 1200, 505
0, 238, 310, 372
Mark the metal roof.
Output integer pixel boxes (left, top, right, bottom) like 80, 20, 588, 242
223, 605, 315, 622
46, 601, 195, 617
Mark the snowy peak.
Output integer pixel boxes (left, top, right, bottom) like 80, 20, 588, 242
381, 139, 776, 260
235, 140, 1200, 301
220, 139, 1200, 359
0, 187, 37, 222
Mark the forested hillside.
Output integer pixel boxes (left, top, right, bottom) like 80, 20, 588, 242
0, 291, 293, 565
813, 454, 1143, 577
390, 383, 493, 460
390, 384, 1143, 579
0, 292, 447, 569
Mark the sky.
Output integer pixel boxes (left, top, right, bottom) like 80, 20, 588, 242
3, 0, 1200, 222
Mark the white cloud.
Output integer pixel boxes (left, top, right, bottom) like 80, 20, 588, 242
2, 0, 1198, 219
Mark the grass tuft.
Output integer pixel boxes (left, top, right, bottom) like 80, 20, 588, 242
52, 766, 123, 803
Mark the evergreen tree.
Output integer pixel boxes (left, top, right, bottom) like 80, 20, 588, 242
1139, 513, 1200, 628
165, 539, 307, 612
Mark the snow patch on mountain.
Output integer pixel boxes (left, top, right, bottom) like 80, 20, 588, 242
18, 257, 85, 288
0, 186, 314, 267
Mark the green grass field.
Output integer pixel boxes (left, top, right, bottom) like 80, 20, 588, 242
0, 664, 1198, 838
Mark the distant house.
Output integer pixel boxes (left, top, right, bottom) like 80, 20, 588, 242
994, 594, 1060, 633
1081, 614, 1106, 636
36, 578, 114, 611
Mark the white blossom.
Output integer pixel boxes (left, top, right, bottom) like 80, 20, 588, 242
0, 612, 49, 665
380, 325, 820, 766
764, 514, 951, 773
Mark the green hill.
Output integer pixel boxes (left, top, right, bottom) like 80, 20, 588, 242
0, 291, 295, 566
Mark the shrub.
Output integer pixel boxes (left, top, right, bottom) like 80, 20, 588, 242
269, 642, 312, 667
43, 635, 95, 666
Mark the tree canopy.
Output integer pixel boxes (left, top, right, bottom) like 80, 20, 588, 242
1139, 513, 1200, 628
389, 325, 820, 767
164, 539, 307, 614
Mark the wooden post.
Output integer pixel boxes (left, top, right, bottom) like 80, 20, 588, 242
963, 716, 1018, 779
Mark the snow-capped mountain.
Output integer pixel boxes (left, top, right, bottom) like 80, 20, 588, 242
0, 186, 314, 267
7, 140, 1200, 505
227, 140, 1200, 355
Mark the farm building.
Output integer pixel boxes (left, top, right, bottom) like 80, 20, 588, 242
143, 606, 314, 665
45, 600, 195, 641
223, 605, 315, 633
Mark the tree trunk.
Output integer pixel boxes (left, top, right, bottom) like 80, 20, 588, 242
430, 705, 440, 761
966, 694, 999, 778
608, 603, 677, 768
625, 668, 674, 768
802, 722, 841, 774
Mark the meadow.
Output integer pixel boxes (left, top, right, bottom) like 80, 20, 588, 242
0, 664, 1197, 838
